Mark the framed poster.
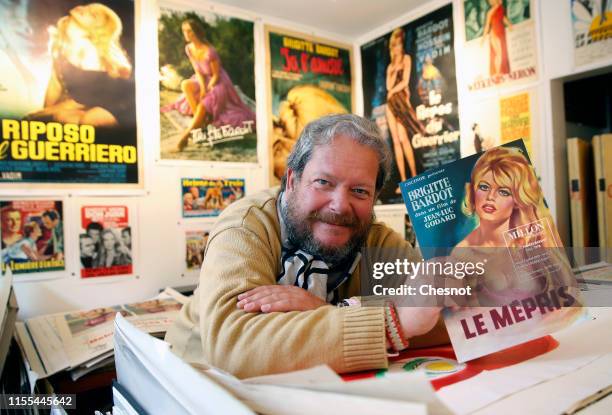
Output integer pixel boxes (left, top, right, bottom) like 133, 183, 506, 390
362, 4, 460, 204
185, 227, 211, 272
571, 0, 612, 67
0, 0, 140, 186
158, 2, 256, 162
461, 0, 537, 92
1, 200, 64, 275
265, 26, 354, 184
461, 89, 537, 157
78, 203, 135, 278
181, 177, 245, 218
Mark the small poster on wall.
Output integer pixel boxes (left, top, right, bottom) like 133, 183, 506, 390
1, 200, 64, 275
181, 178, 245, 218
361, 3, 460, 204
79, 204, 133, 278
158, 2, 257, 162
265, 26, 354, 184
461, 89, 536, 157
571, 0, 612, 67
461, 0, 537, 92
0, 0, 139, 185
185, 228, 211, 272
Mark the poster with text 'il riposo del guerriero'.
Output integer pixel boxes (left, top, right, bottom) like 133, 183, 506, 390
361, 3, 460, 204
0, 0, 139, 186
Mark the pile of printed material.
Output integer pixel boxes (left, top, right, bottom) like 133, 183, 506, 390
15, 288, 186, 381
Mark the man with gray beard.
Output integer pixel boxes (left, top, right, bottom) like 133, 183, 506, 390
166, 114, 448, 378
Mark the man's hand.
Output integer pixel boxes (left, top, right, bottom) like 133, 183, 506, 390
395, 306, 442, 339
237, 285, 327, 313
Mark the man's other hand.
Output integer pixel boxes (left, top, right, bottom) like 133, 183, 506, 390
396, 306, 442, 339
237, 285, 327, 313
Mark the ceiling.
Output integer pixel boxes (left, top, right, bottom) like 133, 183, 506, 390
211, 0, 426, 38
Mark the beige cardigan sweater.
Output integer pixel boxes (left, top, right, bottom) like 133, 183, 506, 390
166, 188, 448, 378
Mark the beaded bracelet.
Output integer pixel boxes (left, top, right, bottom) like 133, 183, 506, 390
384, 302, 409, 352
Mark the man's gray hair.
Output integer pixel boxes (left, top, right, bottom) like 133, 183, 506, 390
280, 114, 391, 192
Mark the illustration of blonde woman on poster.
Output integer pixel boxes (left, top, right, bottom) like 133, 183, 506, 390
482, 0, 513, 76
385, 28, 426, 192
162, 19, 255, 152
456, 147, 551, 248
28, 3, 132, 127
453, 146, 577, 308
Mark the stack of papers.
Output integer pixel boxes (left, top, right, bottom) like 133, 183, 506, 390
15, 288, 186, 380
114, 313, 452, 415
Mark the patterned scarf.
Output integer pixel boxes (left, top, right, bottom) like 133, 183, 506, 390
276, 247, 361, 304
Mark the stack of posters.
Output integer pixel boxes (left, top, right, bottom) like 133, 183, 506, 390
400, 139, 585, 362
15, 289, 185, 379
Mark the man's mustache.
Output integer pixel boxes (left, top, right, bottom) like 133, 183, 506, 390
308, 210, 357, 227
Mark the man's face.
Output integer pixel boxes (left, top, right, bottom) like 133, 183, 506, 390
283, 135, 378, 265
3, 211, 21, 233
42, 215, 57, 230
88, 228, 101, 243
80, 237, 95, 257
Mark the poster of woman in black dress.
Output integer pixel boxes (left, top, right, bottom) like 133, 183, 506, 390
361, 4, 460, 204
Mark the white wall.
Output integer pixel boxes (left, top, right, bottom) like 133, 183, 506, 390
5, 0, 612, 318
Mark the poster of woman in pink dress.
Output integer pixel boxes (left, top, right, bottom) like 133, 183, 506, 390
158, 5, 257, 162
